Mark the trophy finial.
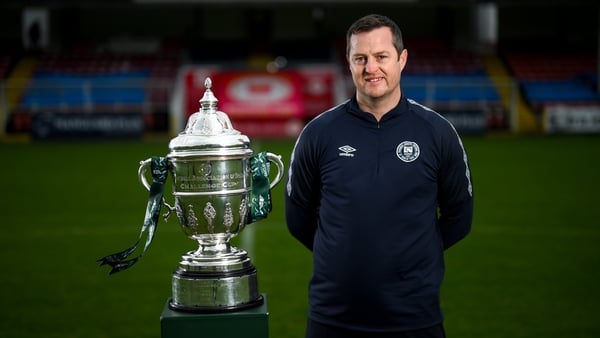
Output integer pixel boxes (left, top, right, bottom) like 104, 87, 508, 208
199, 77, 218, 110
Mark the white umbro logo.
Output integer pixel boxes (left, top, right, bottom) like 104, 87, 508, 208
338, 145, 356, 157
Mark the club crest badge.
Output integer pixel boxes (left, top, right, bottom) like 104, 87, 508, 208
396, 141, 420, 162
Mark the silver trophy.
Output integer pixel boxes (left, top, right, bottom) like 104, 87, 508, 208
138, 77, 284, 312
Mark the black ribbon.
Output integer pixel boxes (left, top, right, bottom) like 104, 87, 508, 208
98, 156, 168, 274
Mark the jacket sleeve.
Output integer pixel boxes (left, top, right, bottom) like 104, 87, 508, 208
437, 126, 474, 250
284, 130, 320, 251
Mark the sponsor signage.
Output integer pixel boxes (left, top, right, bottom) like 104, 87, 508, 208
295, 65, 336, 118
184, 69, 304, 120
233, 119, 305, 138
211, 71, 304, 118
545, 105, 600, 134
31, 112, 144, 140
182, 66, 337, 131
439, 110, 487, 134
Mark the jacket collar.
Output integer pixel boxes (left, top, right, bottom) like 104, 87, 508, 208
347, 93, 409, 123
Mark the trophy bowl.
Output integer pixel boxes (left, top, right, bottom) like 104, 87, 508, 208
137, 77, 284, 312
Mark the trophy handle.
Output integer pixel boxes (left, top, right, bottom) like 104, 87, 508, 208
138, 158, 175, 219
266, 152, 284, 189
138, 158, 152, 191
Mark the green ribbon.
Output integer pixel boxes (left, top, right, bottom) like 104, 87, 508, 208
248, 151, 272, 223
98, 156, 168, 274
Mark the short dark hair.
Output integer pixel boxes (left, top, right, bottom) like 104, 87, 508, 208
346, 14, 404, 59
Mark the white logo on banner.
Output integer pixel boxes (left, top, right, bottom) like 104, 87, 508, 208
228, 75, 292, 102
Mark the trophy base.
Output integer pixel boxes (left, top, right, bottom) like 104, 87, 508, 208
169, 248, 263, 313
168, 295, 264, 313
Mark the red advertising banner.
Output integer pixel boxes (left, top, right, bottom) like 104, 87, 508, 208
182, 66, 338, 137
296, 65, 337, 118
185, 69, 302, 118
214, 71, 304, 119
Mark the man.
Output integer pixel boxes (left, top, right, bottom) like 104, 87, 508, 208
284, 14, 474, 338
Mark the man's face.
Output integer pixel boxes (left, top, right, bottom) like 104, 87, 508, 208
348, 27, 407, 102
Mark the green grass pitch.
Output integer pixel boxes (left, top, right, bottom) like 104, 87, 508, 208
1, 135, 599, 338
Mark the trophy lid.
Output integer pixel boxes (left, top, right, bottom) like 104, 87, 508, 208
169, 77, 251, 154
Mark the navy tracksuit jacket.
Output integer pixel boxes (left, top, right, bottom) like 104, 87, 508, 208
284, 94, 474, 332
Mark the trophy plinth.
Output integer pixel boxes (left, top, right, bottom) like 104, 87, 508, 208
137, 77, 284, 312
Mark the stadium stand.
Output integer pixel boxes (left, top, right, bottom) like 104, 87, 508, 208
504, 52, 600, 112
403, 39, 499, 102
1, 2, 598, 137
6, 39, 181, 134
22, 41, 179, 110
3, 34, 596, 136
399, 39, 504, 131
